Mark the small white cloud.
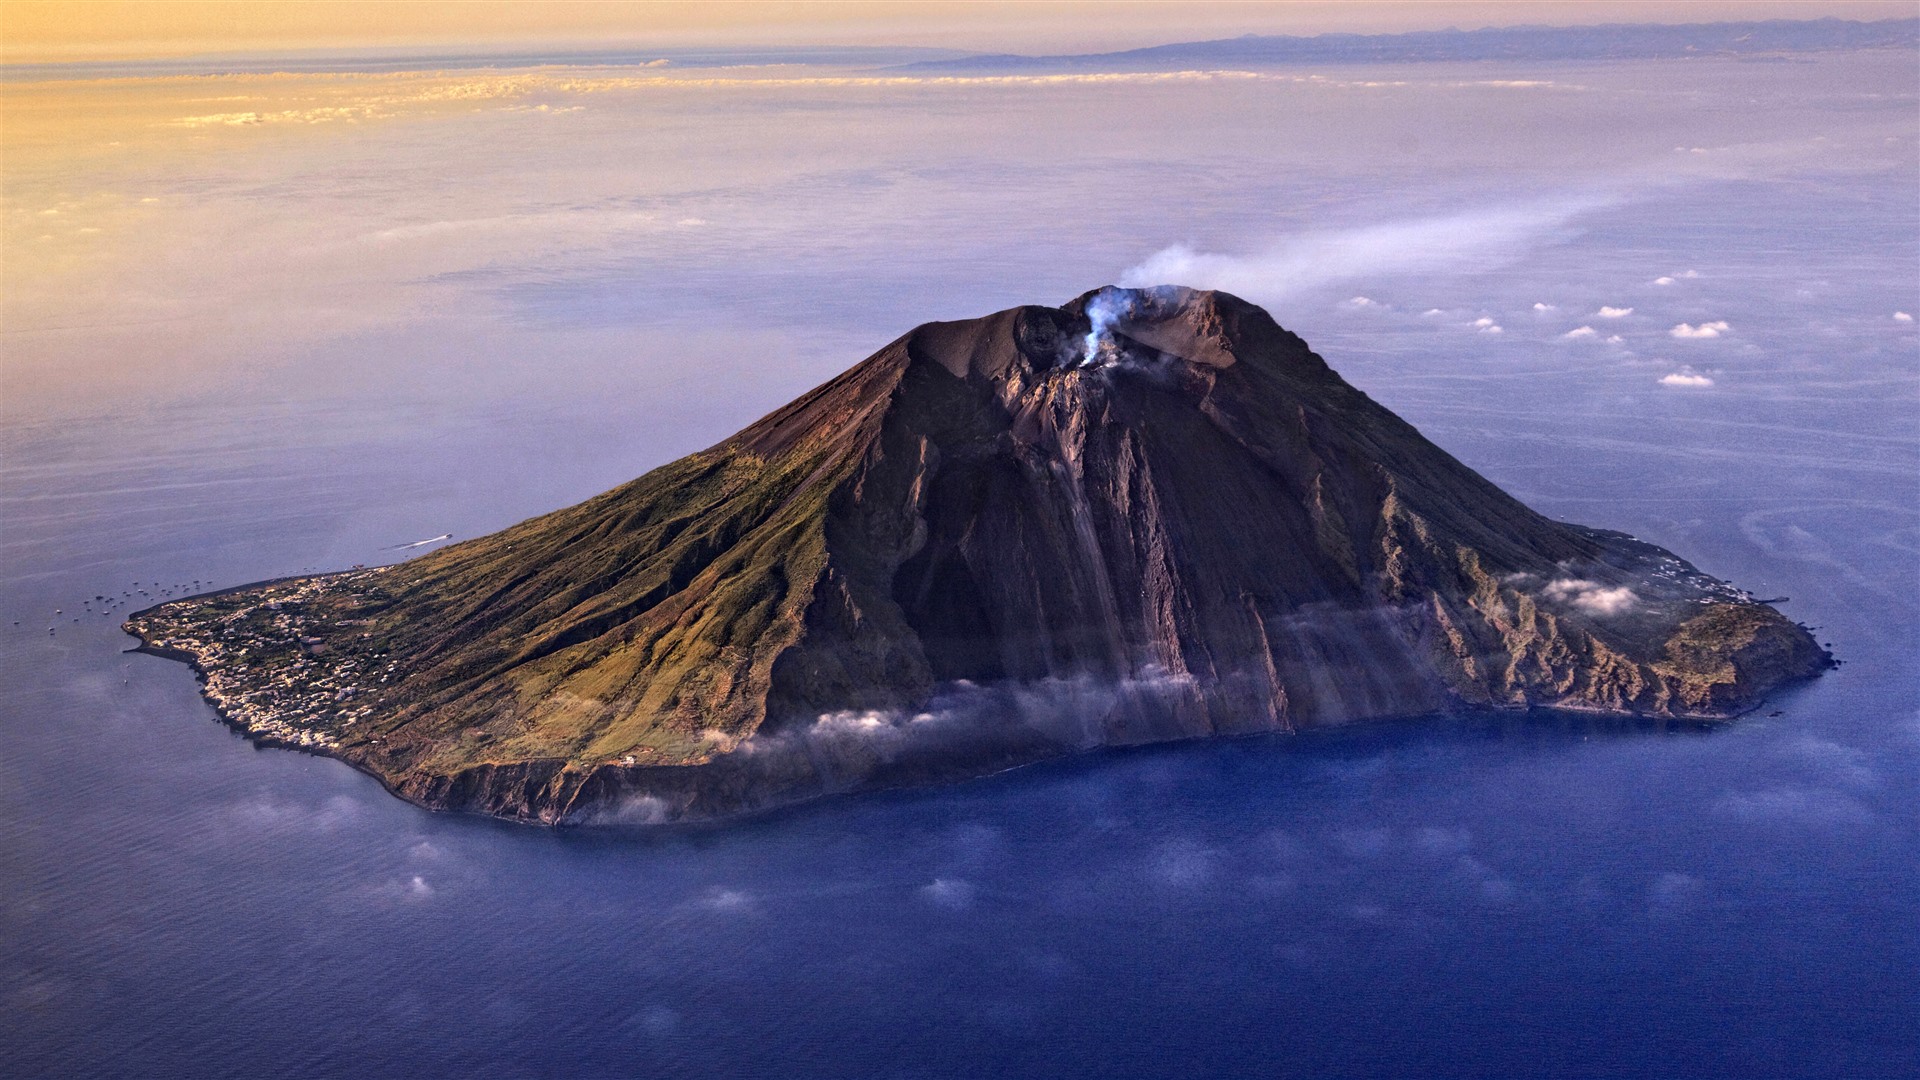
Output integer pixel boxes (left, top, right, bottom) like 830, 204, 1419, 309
1653, 276, 1675, 285
1336, 827, 1394, 859
1421, 307, 1445, 316
1345, 295, 1379, 308
1346, 903, 1390, 925
1660, 371, 1714, 387
1472, 316, 1495, 327
1562, 325, 1598, 339
632, 1006, 679, 1034
1680, 270, 1699, 278
696, 888, 755, 912
1532, 302, 1556, 311
1596, 306, 1633, 318
1649, 872, 1703, 911
1414, 826, 1472, 855
1716, 788, 1873, 827
920, 878, 975, 910
368, 873, 435, 903
1151, 840, 1219, 887
1777, 735, 1879, 789
1896, 311, 1914, 323
1477, 874, 1517, 905
813, 709, 890, 735
1605, 335, 1624, 344
1670, 320, 1730, 339
1471, 316, 1503, 333
1542, 578, 1637, 615
1582, 586, 1636, 614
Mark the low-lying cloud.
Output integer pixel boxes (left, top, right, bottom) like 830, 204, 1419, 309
695, 887, 756, 913
920, 878, 976, 909
1715, 787, 1875, 828
1542, 578, 1638, 615
1648, 871, 1704, 913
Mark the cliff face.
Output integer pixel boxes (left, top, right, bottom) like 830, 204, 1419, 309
126, 287, 1831, 823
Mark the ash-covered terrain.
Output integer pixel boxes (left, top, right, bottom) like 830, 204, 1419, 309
127, 287, 1831, 824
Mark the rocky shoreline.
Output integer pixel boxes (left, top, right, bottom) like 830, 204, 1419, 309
125, 547, 1832, 827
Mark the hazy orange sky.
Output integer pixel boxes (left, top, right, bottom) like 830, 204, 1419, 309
6, 1, 1914, 63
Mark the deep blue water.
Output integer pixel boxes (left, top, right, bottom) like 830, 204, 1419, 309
3, 53, 1917, 1079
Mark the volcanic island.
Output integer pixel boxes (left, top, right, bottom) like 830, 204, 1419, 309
126, 287, 1831, 824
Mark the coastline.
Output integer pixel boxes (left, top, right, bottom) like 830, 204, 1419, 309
122, 613, 1831, 828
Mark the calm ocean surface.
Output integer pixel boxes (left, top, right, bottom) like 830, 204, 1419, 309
3, 53, 1916, 1078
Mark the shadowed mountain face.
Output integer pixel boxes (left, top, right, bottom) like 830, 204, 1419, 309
127, 288, 1830, 823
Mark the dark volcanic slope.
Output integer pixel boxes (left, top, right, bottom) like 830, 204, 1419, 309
128, 288, 1830, 823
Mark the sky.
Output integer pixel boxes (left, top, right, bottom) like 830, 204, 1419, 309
5, 0, 1914, 62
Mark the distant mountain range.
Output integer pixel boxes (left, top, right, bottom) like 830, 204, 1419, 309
14, 18, 1910, 83
894, 17, 1919, 72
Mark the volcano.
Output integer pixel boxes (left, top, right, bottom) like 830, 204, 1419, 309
128, 287, 1831, 823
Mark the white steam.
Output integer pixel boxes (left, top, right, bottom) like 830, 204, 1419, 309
1080, 287, 1132, 367
1118, 195, 1614, 303
1075, 285, 1185, 368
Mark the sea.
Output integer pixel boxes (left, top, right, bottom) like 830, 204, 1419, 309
2, 48, 1915, 1078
